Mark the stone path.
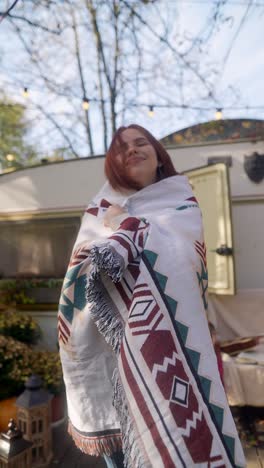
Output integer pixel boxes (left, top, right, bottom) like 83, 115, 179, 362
49, 419, 264, 467
50, 420, 105, 468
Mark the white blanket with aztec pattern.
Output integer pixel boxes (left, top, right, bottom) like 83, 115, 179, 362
58, 175, 245, 468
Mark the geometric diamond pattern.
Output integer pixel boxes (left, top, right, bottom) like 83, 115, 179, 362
130, 299, 153, 318
59, 263, 87, 324
59, 296, 74, 324
142, 247, 237, 465
170, 376, 189, 407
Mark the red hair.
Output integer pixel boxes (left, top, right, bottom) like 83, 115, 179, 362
104, 124, 178, 191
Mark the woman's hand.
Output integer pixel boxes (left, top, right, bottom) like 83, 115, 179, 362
104, 204, 127, 227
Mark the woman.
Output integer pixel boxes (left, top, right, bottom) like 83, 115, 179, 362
58, 125, 245, 468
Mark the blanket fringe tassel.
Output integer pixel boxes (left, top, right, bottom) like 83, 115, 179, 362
112, 368, 145, 468
68, 421, 123, 457
87, 245, 125, 353
86, 245, 146, 467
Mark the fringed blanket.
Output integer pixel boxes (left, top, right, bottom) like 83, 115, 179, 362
58, 175, 245, 468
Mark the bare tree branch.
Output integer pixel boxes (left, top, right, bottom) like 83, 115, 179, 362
0, 0, 20, 24
70, 6, 94, 155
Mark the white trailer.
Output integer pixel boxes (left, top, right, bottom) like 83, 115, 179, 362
0, 119, 263, 350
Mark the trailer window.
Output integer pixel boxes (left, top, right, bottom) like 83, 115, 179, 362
0, 216, 80, 279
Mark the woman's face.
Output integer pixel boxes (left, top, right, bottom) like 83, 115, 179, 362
115, 128, 158, 189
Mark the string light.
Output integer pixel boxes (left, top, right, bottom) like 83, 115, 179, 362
6, 154, 15, 161
17, 86, 264, 116
215, 108, 223, 120
148, 105, 154, 117
22, 87, 29, 98
82, 97, 90, 110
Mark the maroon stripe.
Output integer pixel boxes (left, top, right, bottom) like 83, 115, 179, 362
58, 325, 68, 339
134, 283, 148, 290
210, 455, 223, 462
114, 282, 131, 309
186, 196, 198, 204
195, 247, 206, 262
195, 245, 207, 263
70, 254, 89, 267
195, 241, 205, 252
133, 230, 138, 243
119, 217, 140, 232
138, 232, 144, 249
152, 313, 163, 330
101, 199, 112, 208
127, 263, 140, 281
77, 254, 89, 259
195, 243, 206, 256
70, 257, 89, 266
121, 345, 175, 466
110, 235, 134, 263
195, 248, 204, 256
70, 260, 82, 266
129, 304, 159, 329
195, 244, 206, 255
59, 331, 67, 343
132, 330, 151, 336
132, 313, 163, 336
86, 207, 99, 216
58, 326, 69, 343
58, 315, 70, 335
133, 289, 152, 298
195, 240, 205, 248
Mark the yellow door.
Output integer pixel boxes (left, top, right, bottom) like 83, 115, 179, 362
185, 163, 235, 295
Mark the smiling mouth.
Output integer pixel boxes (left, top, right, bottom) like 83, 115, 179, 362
126, 156, 145, 167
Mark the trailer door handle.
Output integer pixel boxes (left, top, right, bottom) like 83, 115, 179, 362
212, 244, 233, 256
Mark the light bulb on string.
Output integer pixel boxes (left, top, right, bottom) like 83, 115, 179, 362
215, 108, 223, 120
148, 105, 154, 118
6, 154, 15, 162
82, 97, 90, 111
22, 87, 29, 98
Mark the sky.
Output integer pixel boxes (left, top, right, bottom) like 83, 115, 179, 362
0, 0, 264, 157
153, 0, 264, 135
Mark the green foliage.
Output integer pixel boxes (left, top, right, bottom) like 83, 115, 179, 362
0, 335, 32, 399
0, 335, 64, 400
0, 99, 39, 170
0, 278, 63, 306
0, 310, 41, 344
0, 279, 64, 400
33, 350, 64, 396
